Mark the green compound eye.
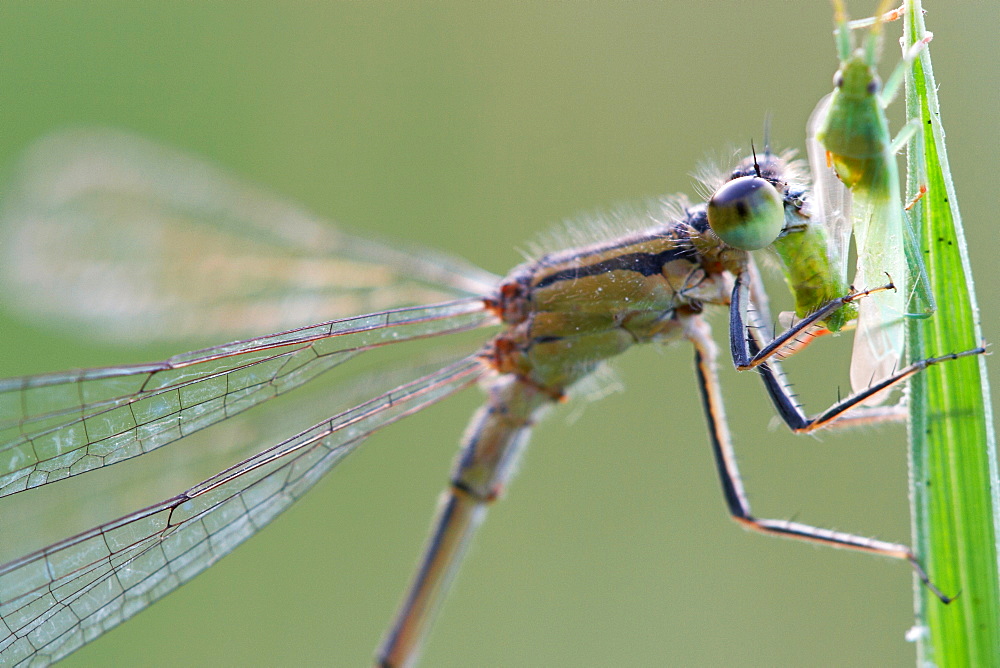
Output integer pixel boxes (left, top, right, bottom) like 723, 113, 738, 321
706, 175, 785, 250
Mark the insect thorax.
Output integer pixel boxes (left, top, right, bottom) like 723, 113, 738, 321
482, 212, 736, 395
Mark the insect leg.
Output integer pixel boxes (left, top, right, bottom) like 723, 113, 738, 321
749, 332, 984, 433
686, 314, 954, 601
728, 271, 892, 371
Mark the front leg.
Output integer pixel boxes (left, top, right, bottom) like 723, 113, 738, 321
729, 271, 984, 433
728, 271, 892, 371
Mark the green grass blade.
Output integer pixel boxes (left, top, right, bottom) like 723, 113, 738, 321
903, 1, 1000, 664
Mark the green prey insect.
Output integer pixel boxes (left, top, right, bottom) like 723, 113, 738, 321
811, 0, 936, 399
0, 131, 980, 667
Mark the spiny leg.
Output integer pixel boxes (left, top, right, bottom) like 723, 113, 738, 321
737, 265, 982, 430
740, 281, 907, 430
750, 335, 984, 434
729, 270, 893, 371
732, 271, 982, 431
684, 315, 953, 601
842, 3, 906, 30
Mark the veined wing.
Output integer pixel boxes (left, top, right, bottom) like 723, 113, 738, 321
850, 194, 906, 399
0, 356, 484, 666
806, 93, 852, 294
0, 299, 495, 498
0, 129, 499, 344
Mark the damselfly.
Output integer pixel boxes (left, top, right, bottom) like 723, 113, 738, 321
0, 130, 980, 666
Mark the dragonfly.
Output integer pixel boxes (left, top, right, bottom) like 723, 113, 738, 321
810, 0, 936, 402
0, 129, 979, 666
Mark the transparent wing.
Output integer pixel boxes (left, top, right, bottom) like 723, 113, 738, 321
849, 195, 905, 400
0, 356, 484, 666
0, 129, 499, 344
806, 93, 852, 290
808, 92, 903, 402
0, 299, 495, 498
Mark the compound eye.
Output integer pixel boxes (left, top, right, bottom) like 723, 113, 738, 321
706, 175, 784, 251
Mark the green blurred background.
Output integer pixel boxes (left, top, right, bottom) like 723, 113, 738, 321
0, 2, 997, 666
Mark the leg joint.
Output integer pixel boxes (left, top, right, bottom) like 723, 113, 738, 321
450, 479, 498, 503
